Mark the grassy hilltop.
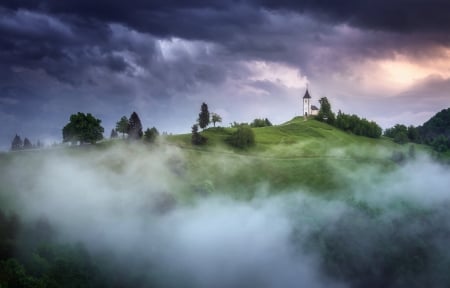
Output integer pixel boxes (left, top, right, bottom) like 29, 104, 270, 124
164, 117, 411, 197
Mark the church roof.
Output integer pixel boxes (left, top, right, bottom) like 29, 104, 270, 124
303, 89, 311, 99
311, 105, 319, 110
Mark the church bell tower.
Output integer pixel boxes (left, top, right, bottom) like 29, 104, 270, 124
303, 88, 311, 116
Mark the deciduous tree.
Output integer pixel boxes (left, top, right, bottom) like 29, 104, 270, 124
317, 97, 335, 124
62, 113, 104, 144
211, 113, 222, 127
144, 127, 159, 143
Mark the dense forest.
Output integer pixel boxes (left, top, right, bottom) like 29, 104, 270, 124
384, 108, 450, 152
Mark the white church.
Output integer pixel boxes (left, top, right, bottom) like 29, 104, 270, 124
302, 88, 319, 116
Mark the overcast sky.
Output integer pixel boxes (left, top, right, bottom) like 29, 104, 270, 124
1, 0, 449, 149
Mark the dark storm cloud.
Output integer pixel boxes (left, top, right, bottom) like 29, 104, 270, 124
258, 0, 450, 33
3, 0, 450, 38
0, 0, 449, 149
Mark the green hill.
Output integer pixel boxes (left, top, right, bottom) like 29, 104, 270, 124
0, 117, 419, 199
165, 117, 414, 197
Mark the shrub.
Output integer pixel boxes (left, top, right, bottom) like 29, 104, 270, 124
228, 126, 255, 148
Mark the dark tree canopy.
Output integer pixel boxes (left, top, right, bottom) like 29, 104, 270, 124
316, 97, 335, 124
144, 127, 159, 143
127, 112, 143, 140
335, 111, 382, 139
62, 113, 104, 144
250, 118, 272, 128
198, 102, 210, 129
384, 124, 420, 144
10, 135, 23, 151
116, 116, 128, 138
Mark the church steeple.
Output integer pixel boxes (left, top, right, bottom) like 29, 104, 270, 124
303, 89, 311, 99
303, 87, 311, 116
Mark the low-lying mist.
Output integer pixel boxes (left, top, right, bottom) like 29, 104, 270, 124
1, 143, 450, 287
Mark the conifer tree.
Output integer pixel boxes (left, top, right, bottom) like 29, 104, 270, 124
198, 102, 210, 129
127, 112, 143, 140
11, 134, 23, 151
23, 137, 32, 149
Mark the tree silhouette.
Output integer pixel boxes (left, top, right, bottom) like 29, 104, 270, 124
198, 103, 210, 129
127, 112, 143, 140
10, 135, 23, 151
23, 138, 32, 149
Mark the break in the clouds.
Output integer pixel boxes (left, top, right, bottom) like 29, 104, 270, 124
1, 0, 449, 149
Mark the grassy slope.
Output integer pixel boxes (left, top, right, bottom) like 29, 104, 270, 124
166, 118, 412, 197
0, 118, 421, 200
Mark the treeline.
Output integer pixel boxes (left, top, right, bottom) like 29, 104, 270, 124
315, 97, 382, 138
61, 111, 159, 145
10, 135, 43, 151
335, 111, 383, 138
384, 108, 450, 152
10, 111, 161, 151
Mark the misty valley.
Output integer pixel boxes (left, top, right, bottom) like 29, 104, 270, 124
1, 138, 450, 288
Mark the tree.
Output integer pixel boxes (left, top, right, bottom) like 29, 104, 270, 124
110, 129, 118, 139
144, 127, 159, 143
335, 111, 381, 138
191, 124, 207, 145
211, 113, 222, 127
127, 112, 143, 140
198, 102, 210, 129
62, 113, 104, 144
116, 116, 128, 138
394, 131, 409, 144
250, 118, 273, 128
228, 126, 255, 148
316, 97, 335, 124
11, 135, 23, 151
23, 138, 32, 149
